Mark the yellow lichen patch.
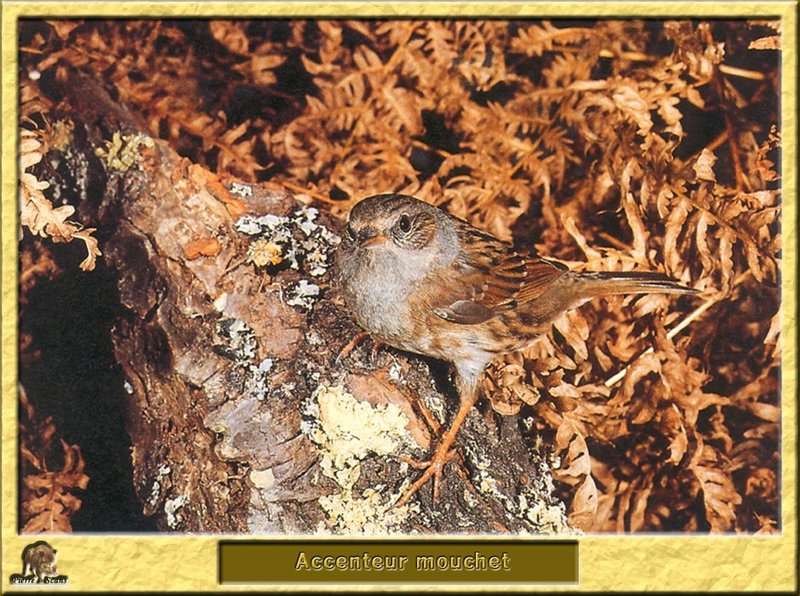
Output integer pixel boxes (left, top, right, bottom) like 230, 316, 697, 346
307, 385, 417, 533
318, 487, 416, 535
95, 131, 154, 171
311, 384, 409, 487
246, 238, 283, 267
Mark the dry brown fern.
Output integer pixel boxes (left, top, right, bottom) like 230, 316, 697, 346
19, 386, 90, 533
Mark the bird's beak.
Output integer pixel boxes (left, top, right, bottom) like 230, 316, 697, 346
362, 235, 388, 247
357, 227, 388, 247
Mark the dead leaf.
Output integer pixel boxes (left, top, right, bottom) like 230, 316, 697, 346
182, 237, 222, 260
567, 475, 598, 531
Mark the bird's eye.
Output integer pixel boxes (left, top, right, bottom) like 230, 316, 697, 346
398, 214, 411, 234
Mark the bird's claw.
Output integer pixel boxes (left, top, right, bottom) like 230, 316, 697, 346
397, 455, 431, 470
395, 446, 457, 507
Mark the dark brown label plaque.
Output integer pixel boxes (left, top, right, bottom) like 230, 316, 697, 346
219, 540, 578, 584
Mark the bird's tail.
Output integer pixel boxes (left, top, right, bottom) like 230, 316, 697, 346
575, 271, 697, 298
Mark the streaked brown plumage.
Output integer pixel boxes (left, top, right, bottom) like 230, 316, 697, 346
336, 193, 696, 505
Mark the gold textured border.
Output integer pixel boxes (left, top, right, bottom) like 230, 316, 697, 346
1, 2, 796, 592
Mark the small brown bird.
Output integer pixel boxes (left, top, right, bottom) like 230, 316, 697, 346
336, 193, 696, 506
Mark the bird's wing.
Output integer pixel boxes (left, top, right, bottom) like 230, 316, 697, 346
430, 226, 567, 325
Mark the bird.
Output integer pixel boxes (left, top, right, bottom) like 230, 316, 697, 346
335, 193, 697, 506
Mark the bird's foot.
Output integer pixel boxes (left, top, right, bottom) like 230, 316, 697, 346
335, 331, 385, 365
395, 443, 458, 506
335, 331, 369, 364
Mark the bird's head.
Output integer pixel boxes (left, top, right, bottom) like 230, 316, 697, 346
345, 194, 440, 252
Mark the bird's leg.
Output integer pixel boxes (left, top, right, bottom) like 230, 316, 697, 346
336, 331, 369, 364
335, 331, 385, 364
370, 340, 386, 363
407, 388, 443, 436
395, 382, 478, 495
395, 378, 480, 506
